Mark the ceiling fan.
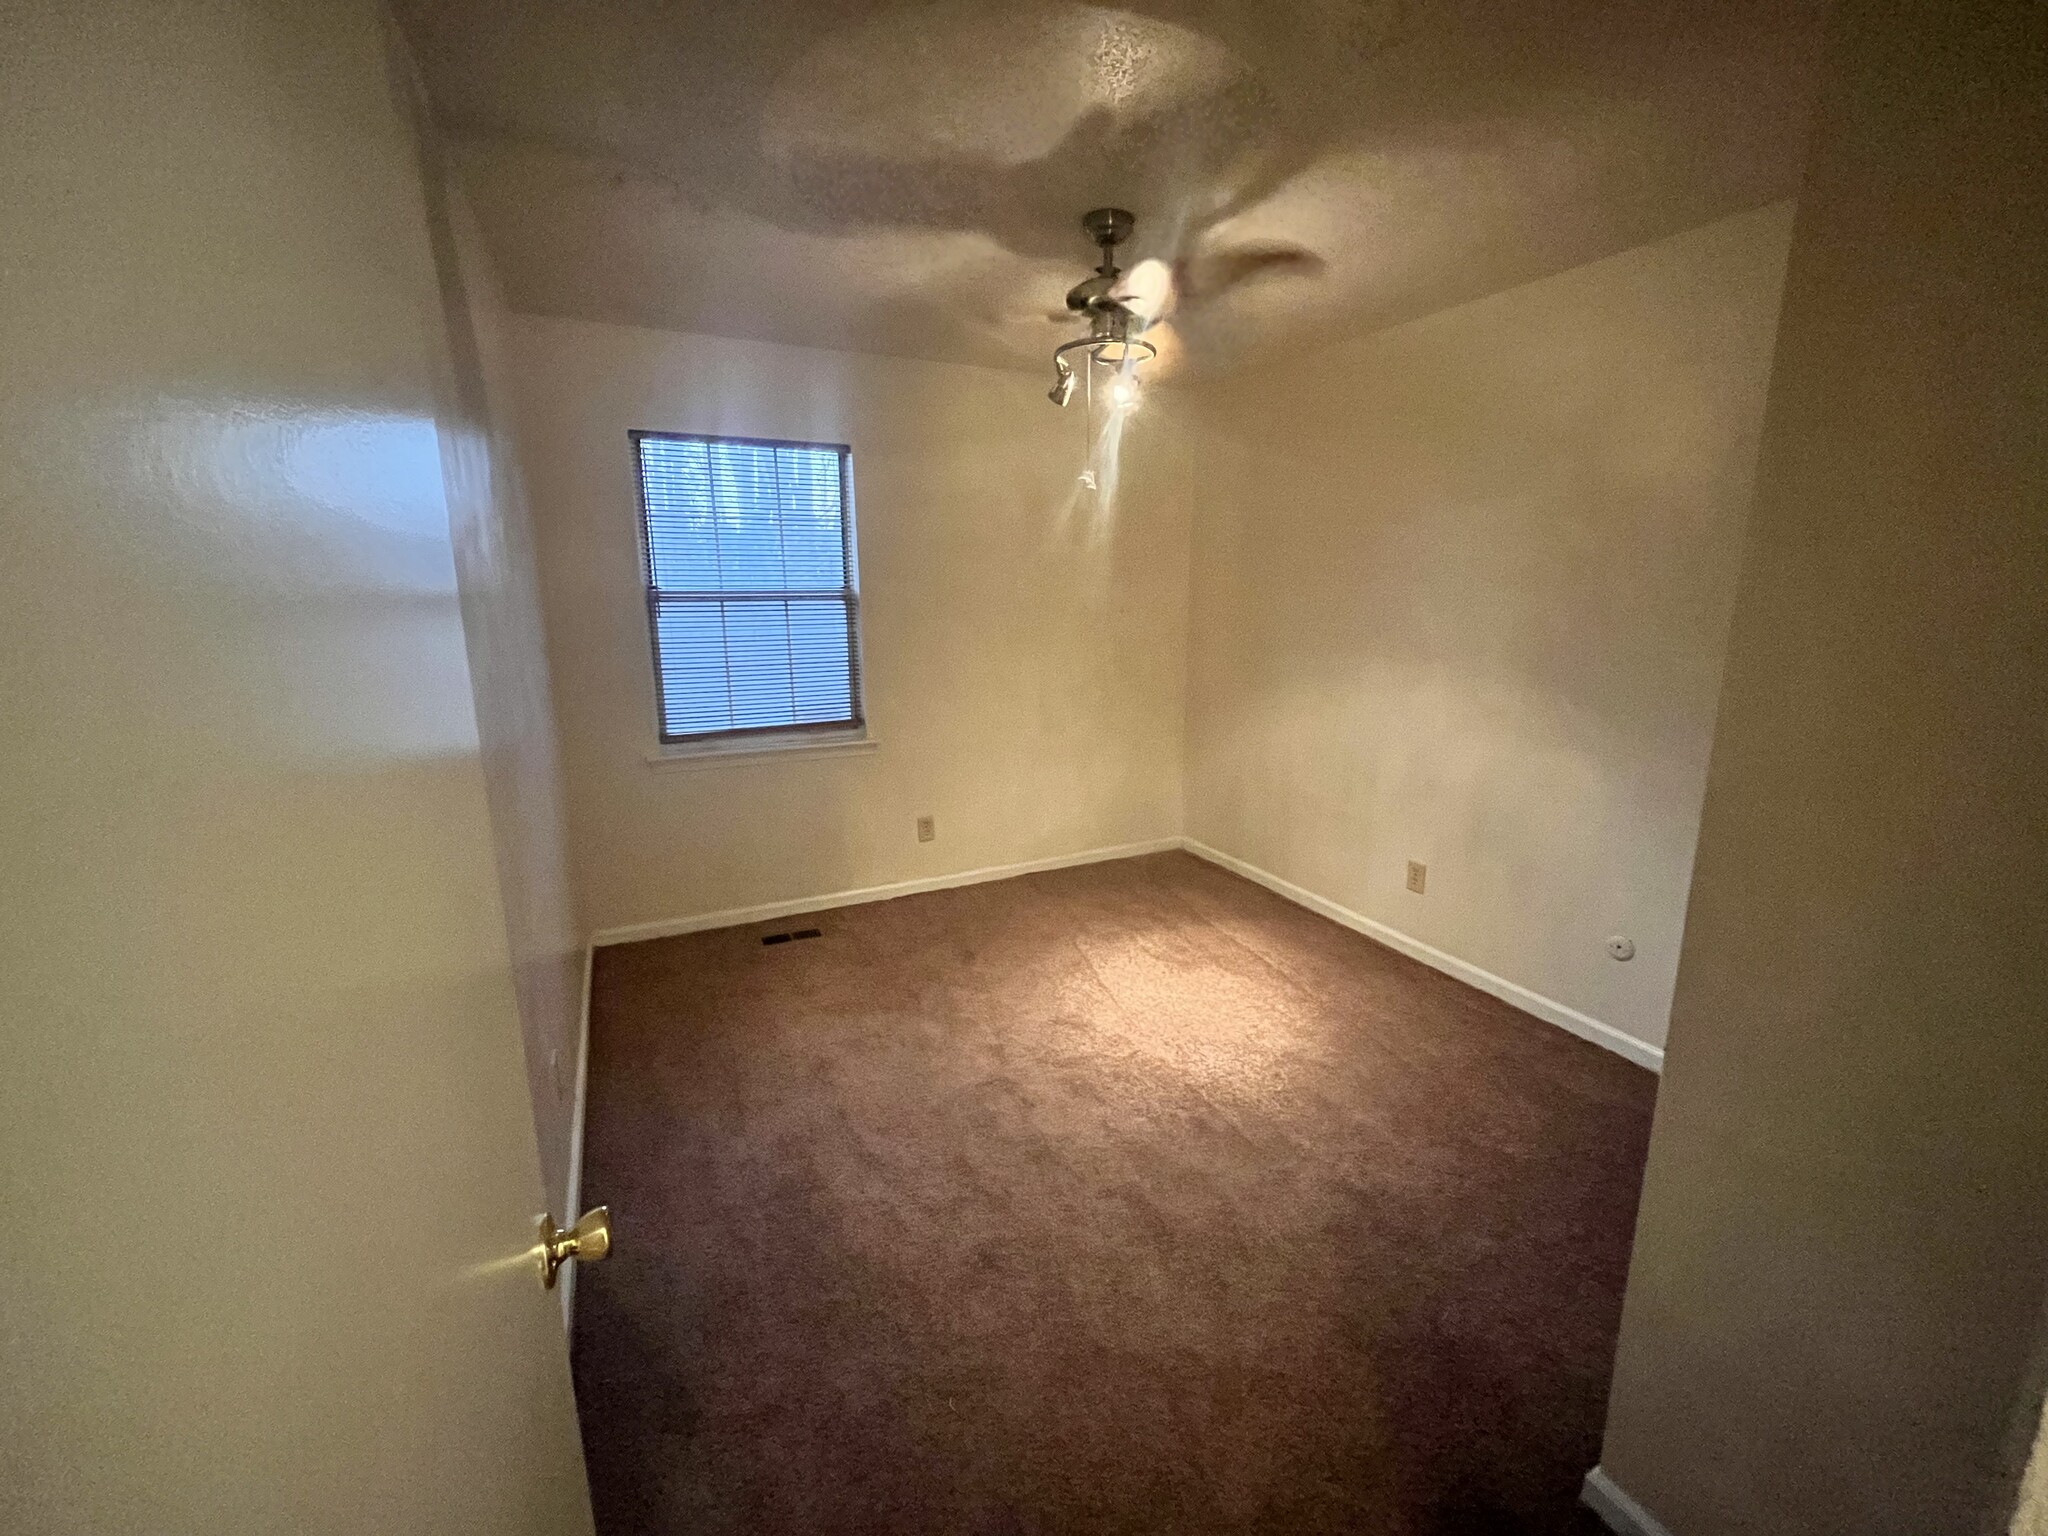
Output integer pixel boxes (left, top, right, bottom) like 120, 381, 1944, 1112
1048, 207, 1171, 407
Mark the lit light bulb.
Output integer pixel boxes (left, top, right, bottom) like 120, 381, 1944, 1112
1109, 376, 1139, 409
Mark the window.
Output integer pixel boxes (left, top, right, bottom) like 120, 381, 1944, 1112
631, 432, 863, 745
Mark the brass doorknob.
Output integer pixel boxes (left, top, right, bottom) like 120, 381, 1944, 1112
537, 1206, 611, 1290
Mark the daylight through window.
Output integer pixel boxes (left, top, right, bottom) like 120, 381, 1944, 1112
632, 432, 862, 743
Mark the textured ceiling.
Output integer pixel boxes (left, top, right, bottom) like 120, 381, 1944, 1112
395, 0, 1826, 376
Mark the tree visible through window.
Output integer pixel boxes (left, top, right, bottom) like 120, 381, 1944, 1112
631, 432, 863, 743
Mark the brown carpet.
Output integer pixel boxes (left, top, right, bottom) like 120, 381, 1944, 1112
573, 851, 1654, 1535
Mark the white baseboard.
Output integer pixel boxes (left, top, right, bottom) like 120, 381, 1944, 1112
589, 837, 1186, 947
1582, 1467, 1676, 1536
558, 941, 593, 1337
585, 834, 1660, 1074
1180, 840, 1664, 1073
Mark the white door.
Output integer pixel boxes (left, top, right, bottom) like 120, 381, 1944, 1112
0, 3, 593, 1531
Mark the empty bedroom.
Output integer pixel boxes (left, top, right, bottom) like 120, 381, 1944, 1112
4, 2, 2043, 1535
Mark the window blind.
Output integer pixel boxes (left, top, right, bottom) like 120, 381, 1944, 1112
632, 432, 862, 742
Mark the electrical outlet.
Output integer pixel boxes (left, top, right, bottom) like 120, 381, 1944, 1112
916, 815, 936, 843
1406, 860, 1427, 895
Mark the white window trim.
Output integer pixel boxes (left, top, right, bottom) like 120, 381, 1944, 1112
629, 429, 868, 761
643, 728, 876, 772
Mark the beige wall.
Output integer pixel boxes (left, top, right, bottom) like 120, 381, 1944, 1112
416, 146, 584, 1216
1596, 0, 2048, 1529
506, 318, 1190, 937
1182, 203, 1795, 1056
2018, 1404, 2048, 1536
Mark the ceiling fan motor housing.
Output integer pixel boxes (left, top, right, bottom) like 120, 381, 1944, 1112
1050, 208, 1153, 405
1068, 209, 1137, 314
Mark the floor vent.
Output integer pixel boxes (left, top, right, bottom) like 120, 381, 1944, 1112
762, 928, 823, 946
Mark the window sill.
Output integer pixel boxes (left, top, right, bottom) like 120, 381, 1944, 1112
643, 731, 877, 772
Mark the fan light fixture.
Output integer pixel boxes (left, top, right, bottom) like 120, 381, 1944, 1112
1049, 207, 1156, 407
